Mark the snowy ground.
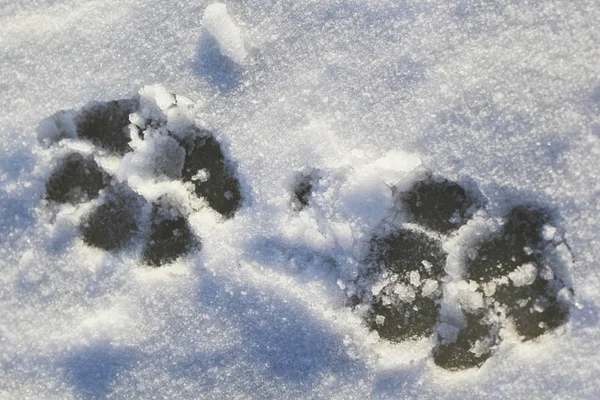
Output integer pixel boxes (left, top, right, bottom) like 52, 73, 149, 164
1, 0, 599, 399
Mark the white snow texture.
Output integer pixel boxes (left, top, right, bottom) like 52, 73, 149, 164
1, 0, 599, 399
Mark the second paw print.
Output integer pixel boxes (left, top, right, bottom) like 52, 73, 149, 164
291, 166, 573, 370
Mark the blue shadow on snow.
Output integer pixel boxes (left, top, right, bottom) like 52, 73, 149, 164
193, 31, 244, 94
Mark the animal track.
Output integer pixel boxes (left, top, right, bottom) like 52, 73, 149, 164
399, 173, 483, 233
358, 173, 572, 370
466, 206, 570, 341
432, 311, 498, 370
36, 85, 572, 370
38, 85, 243, 266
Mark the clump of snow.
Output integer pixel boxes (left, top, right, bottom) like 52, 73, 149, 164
421, 279, 439, 297
337, 150, 422, 231
508, 263, 539, 287
202, 3, 247, 64
139, 84, 176, 112
121, 131, 186, 180
392, 282, 416, 303
542, 224, 558, 241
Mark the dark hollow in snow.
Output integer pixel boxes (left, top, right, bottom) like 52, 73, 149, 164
292, 170, 319, 211
179, 129, 242, 218
506, 278, 570, 340
75, 98, 138, 155
80, 186, 144, 251
45, 153, 110, 204
368, 229, 447, 280
433, 312, 497, 371
366, 229, 446, 341
293, 174, 313, 210
467, 205, 570, 340
399, 174, 481, 234
142, 202, 198, 267
468, 206, 549, 282
368, 295, 440, 342
490, 272, 570, 340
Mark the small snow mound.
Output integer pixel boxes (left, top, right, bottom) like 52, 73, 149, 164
337, 150, 422, 229
202, 3, 247, 64
508, 262, 538, 287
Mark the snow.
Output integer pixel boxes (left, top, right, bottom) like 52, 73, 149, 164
1, 0, 600, 399
508, 263, 539, 288
201, 3, 247, 64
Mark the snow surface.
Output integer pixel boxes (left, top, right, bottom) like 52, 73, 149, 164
1, 0, 599, 399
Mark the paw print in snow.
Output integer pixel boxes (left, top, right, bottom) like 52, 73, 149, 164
37, 85, 242, 266
357, 172, 572, 370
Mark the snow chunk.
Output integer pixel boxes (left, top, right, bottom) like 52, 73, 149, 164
202, 3, 247, 64
337, 150, 422, 229
421, 279, 439, 297
455, 280, 485, 312
409, 270, 421, 287
120, 130, 186, 180
482, 281, 497, 297
508, 263, 538, 287
136, 84, 177, 124
393, 283, 416, 303
542, 224, 557, 241
139, 84, 175, 111
191, 169, 210, 183
371, 279, 389, 296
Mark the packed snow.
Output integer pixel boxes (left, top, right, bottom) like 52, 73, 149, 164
1, 0, 599, 399
201, 3, 247, 64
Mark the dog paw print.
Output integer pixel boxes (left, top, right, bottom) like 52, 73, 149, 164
37, 84, 242, 265
357, 172, 572, 370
